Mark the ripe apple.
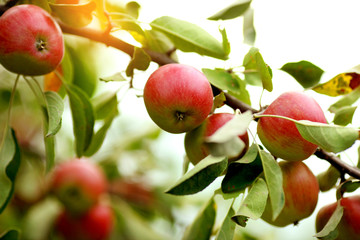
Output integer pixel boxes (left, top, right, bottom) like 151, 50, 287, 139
316, 195, 360, 240
143, 63, 213, 133
184, 112, 249, 165
257, 91, 327, 161
55, 202, 114, 240
50, 158, 107, 214
0, 4, 64, 76
261, 161, 319, 227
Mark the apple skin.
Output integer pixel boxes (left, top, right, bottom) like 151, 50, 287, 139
143, 63, 213, 134
261, 161, 319, 227
257, 91, 327, 161
55, 202, 114, 240
0, 4, 64, 76
316, 195, 360, 240
50, 158, 107, 215
184, 113, 249, 165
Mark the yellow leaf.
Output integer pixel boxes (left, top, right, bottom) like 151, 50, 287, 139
312, 72, 360, 96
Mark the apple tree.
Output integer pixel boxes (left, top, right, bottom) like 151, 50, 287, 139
0, 0, 359, 240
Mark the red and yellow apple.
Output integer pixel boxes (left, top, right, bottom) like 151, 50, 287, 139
143, 63, 213, 133
261, 161, 319, 227
257, 91, 327, 161
184, 112, 249, 165
316, 195, 360, 240
0, 4, 64, 76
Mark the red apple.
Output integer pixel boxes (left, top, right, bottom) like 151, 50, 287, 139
257, 91, 327, 161
184, 112, 249, 165
316, 195, 360, 240
143, 63, 213, 133
50, 158, 107, 214
0, 4, 64, 76
55, 202, 114, 240
261, 161, 319, 227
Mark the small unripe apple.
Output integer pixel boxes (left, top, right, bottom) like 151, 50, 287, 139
257, 91, 327, 161
316, 195, 360, 240
50, 158, 107, 215
261, 161, 319, 227
55, 202, 114, 240
143, 63, 213, 133
0, 4, 64, 76
184, 112, 249, 165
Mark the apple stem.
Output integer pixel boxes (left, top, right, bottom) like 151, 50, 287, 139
36, 39, 47, 52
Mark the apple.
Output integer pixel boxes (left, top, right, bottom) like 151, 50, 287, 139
55, 202, 114, 240
257, 91, 327, 161
143, 63, 213, 133
184, 112, 249, 165
50, 158, 107, 214
0, 4, 64, 76
316, 195, 360, 240
261, 161, 319, 227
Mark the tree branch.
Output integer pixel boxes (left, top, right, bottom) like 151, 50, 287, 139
59, 23, 360, 180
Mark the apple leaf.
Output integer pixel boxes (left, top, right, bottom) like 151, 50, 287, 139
150, 16, 228, 60
202, 68, 251, 105
220, 27, 231, 56
333, 106, 357, 126
339, 180, 360, 194
165, 156, 228, 195
126, 47, 151, 77
328, 86, 360, 113
232, 178, 268, 227
259, 150, 285, 221
281, 60, 324, 88
256, 52, 273, 92
92, 91, 119, 120
0, 129, 21, 214
0, 229, 20, 240
215, 205, 236, 240
317, 166, 341, 192
100, 72, 127, 83
65, 84, 95, 157
234, 143, 258, 164
221, 147, 263, 193
182, 197, 216, 240
44, 91, 64, 137
49, 1, 96, 28
208, 0, 252, 20
314, 202, 343, 239
144, 30, 176, 54
243, 8, 256, 45
295, 120, 358, 153
313, 72, 360, 97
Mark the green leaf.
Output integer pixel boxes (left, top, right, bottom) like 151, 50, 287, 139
150, 16, 228, 60
333, 106, 357, 126
208, 0, 252, 20
0, 129, 21, 214
0, 229, 20, 240
232, 178, 268, 227
317, 166, 341, 192
126, 1, 141, 19
44, 91, 64, 137
315, 202, 343, 239
235, 143, 258, 164
143, 29, 175, 54
92, 91, 119, 120
166, 156, 228, 195
100, 72, 127, 82
328, 86, 360, 113
44, 135, 55, 172
281, 60, 324, 88
339, 180, 360, 193
215, 205, 236, 240
259, 150, 285, 220
182, 197, 216, 240
220, 27, 231, 56
126, 47, 151, 77
255, 52, 272, 92
295, 120, 358, 153
202, 68, 251, 105
243, 8, 256, 45
65, 84, 95, 157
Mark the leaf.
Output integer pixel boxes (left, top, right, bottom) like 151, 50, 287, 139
317, 166, 341, 192
315, 202, 343, 239
281, 60, 324, 88
49, 1, 96, 28
100, 72, 127, 82
220, 27, 231, 56
235, 143, 258, 164
232, 178, 268, 227
65, 84, 95, 157
333, 106, 357, 126
243, 8, 256, 45
212, 92, 227, 110
44, 91, 64, 137
92, 91, 119, 120
259, 150, 285, 220
328, 86, 360, 113
126, 1, 141, 19
150, 16, 228, 60
202, 68, 251, 105
143, 29, 176, 54
0, 129, 21, 214
166, 156, 228, 195
44, 135, 55, 172
126, 47, 151, 77
208, 0, 252, 20
313, 72, 360, 97
255, 52, 273, 92
215, 205, 236, 240
339, 180, 360, 193
0, 229, 20, 240
295, 120, 358, 153
182, 197, 216, 240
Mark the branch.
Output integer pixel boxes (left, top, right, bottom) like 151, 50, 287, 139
59, 23, 360, 180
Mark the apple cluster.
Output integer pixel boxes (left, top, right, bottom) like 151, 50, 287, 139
50, 159, 114, 240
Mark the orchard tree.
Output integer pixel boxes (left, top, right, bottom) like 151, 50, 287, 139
0, 0, 359, 240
